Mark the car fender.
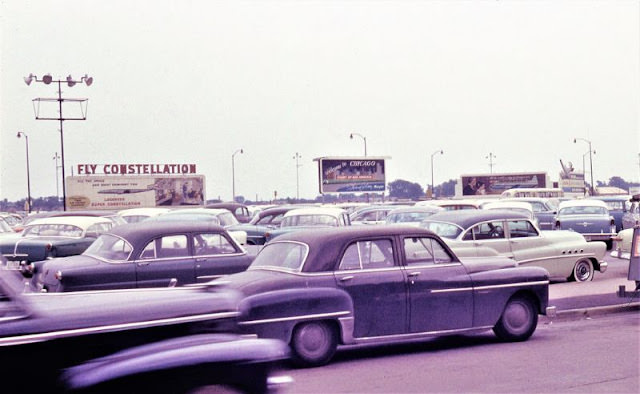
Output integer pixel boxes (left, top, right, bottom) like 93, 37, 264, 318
60, 334, 289, 393
237, 287, 354, 344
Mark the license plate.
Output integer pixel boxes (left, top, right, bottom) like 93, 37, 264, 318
6, 260, 22, 270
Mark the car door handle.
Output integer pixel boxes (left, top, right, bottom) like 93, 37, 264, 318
339, 276, 354, 282
137, 261, 150, 266
407, 272, 420, 278
195, 258, 207, 262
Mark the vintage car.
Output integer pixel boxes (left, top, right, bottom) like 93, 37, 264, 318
229, 205, 316, 245
611, 226, 637, 260
481, 201, 538, 227
206, 202, 252, 223
554, 199, 616, 249
349, 205, 402, 225
0, 217, 15, 236
213, 226, 554, 367
117, 207, 172, 223
33, 221, 253, 292
0, 216, 114, 271
500, 197, 559, 230
0, 265, 288, 393
148, 208, 248, 245
384, 206, 444, 226
622, 194, 640, 230
420, 210, 607, 282
590, 195, 635, 232
264, 207, 351, 242
415, 199, 483, 211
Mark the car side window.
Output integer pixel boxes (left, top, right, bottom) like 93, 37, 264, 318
508, 220, 539, 238
404, 237, 452, 265
193, 233, 237, 256
140, 235, 189, 259
468, 221, 505, 240
338, 239, 394, 270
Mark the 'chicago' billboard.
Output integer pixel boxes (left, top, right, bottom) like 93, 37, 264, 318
65, 175, 205, 210
461, 172, 547, 196
315, 157, 387, 193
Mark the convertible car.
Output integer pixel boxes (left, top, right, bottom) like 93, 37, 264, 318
213, 226, 555, 367
420, 210, 607, 282
0, 265, 289, 393
33, 221, 253, 292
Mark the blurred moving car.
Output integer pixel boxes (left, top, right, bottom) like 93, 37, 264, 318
421, 210, 607, 282
264, 207, 351, 242
0, 216, 114, 272
214, 226, 554, 367
0, 265, 289, 393
554, 199, 616, 249
384, 206, 443, 226
33, 221, 253, 292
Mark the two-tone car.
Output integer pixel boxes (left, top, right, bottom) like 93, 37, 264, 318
213, 225, 555, 367
0, 216, 114, 272
0, 264, 288, 393
33, 221, 253, 292
420, 210, 607, 282
499, 197, 559, 230
554, 199, 616, 249
264, 207, 351, 242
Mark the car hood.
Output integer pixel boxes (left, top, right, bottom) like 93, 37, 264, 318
2, 286, 243, 338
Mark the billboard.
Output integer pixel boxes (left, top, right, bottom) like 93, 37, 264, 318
461, 172, 547, 196
65, 175, 205, 210
316, 157, 387, 193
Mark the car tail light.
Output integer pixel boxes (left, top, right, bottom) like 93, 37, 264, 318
54, 271, 62, 280
45, 243, 53, 251
25, 263, 35, 273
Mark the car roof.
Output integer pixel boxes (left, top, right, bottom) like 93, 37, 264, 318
559, 199, 608, 208
422, 209, 530, 229
109, 220, 226, 244
270, 225, 441, 272
388, 206, 444, 214
164, 208, 230, 216
482, 201, 533, 211
282, 207, 347, 217
117, 207, 172, 216
26, 216, 113, 229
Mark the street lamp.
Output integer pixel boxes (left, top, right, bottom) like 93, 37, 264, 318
293, 152, 302, 201
430, 150, 443, 199
486, 152, 497, 173
349, 133, 367, 156
581, 149, 596, 197
24, 73, 93, 211
53, 152, 61, 201
574, 138, 594, 196
16, 132, 32, 213
232, 148, 243, 202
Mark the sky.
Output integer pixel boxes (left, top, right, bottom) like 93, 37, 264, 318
1, 0, 639, 203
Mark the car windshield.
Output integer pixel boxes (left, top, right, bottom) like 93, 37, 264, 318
84, 234, 133, 261
603, 201, 624, 210
281, 215, 337, 227
22, 224, 83, 238
420, 221, 464, 239
250, 241, 309, 271
0, 219, 12, 233
559, 206, 608, 216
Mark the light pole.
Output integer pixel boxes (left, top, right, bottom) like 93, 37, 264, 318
53, 152, 61, 201
574, 138, 594, 196
581, 149, 596, 197
430, 149, 443, 199
486, 152, 497, 173
293, 152, 302, 201
24, 73, 93, 211
232, 148, 243, 202
16, 132, 32, 213
350, 133, 367, 156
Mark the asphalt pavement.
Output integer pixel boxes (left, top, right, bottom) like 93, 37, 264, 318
545, 251, 640, 320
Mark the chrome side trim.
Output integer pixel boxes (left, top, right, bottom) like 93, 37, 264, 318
0, 311, 240, 347
431, 280, 549, 294
351, 325, 494, 344
239, 311, 351, 326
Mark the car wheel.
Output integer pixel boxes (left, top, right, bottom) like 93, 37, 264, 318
291, 321, 337, 367
493, 295, 538, 342
570, 258, 594, 282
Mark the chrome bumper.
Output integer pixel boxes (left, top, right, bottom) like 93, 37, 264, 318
545, 306, 557, 318
597, 261, 608, 273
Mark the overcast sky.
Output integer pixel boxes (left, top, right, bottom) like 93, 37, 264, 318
1, 0, 639, 203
